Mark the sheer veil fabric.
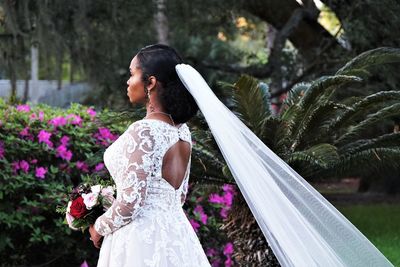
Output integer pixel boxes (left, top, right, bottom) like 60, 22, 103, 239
176, 64, 394, 267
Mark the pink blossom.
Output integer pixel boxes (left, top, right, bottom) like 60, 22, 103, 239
38, 111, 44, 121
224, 257, 233, 267
66, 114, 83, 126
223, 242, 234, 255
82, 192, 99, 209
29, 113, 37, 120
94, 128, 118, 146
16, 104, 30, 112
94, 163, 104, 171
76, 161, 89, 172
189, 219, 200, 232
87, 108, 96, 118
19, 160, 30, 173
194, 205, 204, 213
209, 193, 225, 204
30, 159, 38, 164
223, 191, 234, 207
206, 248, 217, 257
11, 161, 20, 173
98, 128, 117, 140
80, 260, 89, 267
48, 116, 67, 128
19, 127, 30, 136
38, 130, 53, 148
194, 205, 208, 224
222, 184, 234, 193
220, 207, 229, 219
56, 145, 73, 161
200, 213, 208, 224
35, 167, 47, 179
0, 141, 4, 159
211, 259, 222, 267
60, 136, 70, 146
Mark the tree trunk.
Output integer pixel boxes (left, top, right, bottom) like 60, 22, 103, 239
31, 43, 39, 81
7, 52, 17, 104
56, 46, 64, 90
154, 0, 169, 44
22, 75, 29, 102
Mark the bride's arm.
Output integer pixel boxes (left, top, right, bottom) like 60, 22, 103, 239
94, 122, 153, 236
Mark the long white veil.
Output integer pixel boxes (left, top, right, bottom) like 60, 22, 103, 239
176, 64, 394, 267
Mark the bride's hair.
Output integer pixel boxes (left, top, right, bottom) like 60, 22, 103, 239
136, 44, 199, 124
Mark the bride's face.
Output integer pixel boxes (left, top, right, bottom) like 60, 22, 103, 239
127, 56, 146, 104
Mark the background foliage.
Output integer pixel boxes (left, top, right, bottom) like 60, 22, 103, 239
0, 100, 236, 266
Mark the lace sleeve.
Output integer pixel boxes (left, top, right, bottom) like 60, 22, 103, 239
94, 122, 153, 236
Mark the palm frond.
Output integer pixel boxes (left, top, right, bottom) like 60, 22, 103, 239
339, 133, 400, 155
294, 102, 350, 149
283, 82, 311, 108
336, 103, 400, 145
321, 148, 400, 178
231, 75, 272, 137
336, 47, 400, 76
300, 75, 362, 110
288, 144, 339, 168
328, 91, 400, 133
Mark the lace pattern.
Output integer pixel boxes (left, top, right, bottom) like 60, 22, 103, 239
94, 119, 192, 236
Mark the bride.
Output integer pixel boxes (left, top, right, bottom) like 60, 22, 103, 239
89, 44, 394, 267
89, 44, 210, 266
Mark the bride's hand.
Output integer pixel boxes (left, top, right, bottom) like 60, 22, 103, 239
89, 224, 103, 249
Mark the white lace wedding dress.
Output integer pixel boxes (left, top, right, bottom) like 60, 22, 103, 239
94, 119, 211, 267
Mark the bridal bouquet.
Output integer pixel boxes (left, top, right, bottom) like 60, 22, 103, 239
57, 183, 115, 231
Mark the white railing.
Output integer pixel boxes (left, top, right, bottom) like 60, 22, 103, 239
0, 80, 91, 107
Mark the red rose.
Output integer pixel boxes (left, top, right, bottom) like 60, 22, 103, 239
69, 196, 88, 219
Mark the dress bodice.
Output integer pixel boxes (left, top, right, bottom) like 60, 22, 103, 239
95, 119, 192, 235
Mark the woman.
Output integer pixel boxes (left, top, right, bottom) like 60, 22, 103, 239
88, 44, 211, 267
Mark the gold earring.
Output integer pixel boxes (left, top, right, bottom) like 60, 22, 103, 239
147, 89, 155, 112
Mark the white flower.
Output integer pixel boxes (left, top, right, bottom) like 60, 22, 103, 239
91, 185, 102, 194
66, 212, 79, 230
66, 201, 72, 213
82, 192, 99, 210
101, 185, 115, 197
101, 186, 115, 210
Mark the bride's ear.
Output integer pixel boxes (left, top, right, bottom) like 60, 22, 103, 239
146, 76, 157, 92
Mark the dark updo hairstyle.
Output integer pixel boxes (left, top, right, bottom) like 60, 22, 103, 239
136, 44, 199, 124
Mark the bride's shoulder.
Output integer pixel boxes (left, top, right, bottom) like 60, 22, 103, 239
127, 119, 151, 131
127, 119, 168, 132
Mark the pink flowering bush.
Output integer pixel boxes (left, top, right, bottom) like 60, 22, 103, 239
0, 98, 236, 266
185, 183, 237, 266
0, 99, 128, 266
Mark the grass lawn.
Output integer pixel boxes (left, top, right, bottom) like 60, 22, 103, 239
337, 203, 400, 266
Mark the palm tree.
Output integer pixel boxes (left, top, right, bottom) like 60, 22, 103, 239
190, 47, 400, 266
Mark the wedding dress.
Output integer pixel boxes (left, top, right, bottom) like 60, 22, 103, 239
94, 119, 211, 267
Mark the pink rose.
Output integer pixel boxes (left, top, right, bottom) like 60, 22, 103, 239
82, 192, 99, 210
